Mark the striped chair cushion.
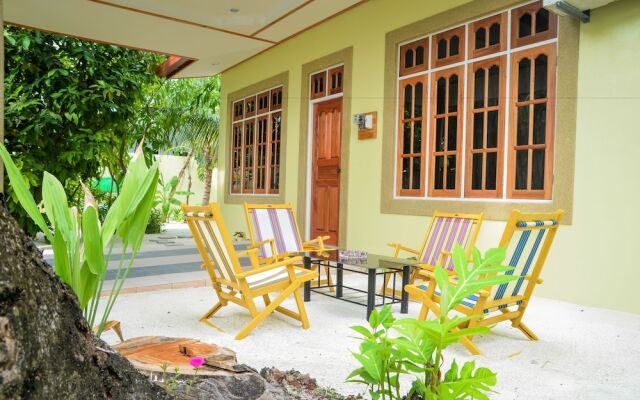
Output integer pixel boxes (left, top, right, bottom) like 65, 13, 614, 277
191, 218, 237, 283
420, 216, 475, 270
248, 208, 303, 258
489, 220, 557, 308
245, 266, 307, 289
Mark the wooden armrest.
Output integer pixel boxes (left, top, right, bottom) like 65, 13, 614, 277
523, 275, 543, 284
236, 256, 303, 278
303, 235, 331, 249
237, 248, 262, 268
388, 242, 420, 257
247, 238, 280, 261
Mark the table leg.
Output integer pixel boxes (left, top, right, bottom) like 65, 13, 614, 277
303, 256, 311, 302
366, 268, 376, 320
401, 265, 410, 314
336, 263, 343, 298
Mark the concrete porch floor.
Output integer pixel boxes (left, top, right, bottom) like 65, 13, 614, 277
99, 274, 640, 400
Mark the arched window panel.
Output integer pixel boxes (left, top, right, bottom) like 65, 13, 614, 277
469, 12, 507, 58
432, 26, 465, 68
465, 56, 506, 198
328, 65, 344, 95
396, 75, 427, 196
508, 44, 556, 199
257, 91, 270, 115
245, 96, 256, 118
310, 71, 327, 99
511, 1, 557, 48
233, 100, 244, 121
429, 66, 464, 197
270, 87, 283, 111
399, 38, 429, 76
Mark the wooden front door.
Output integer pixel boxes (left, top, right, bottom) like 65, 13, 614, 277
311, 98, 342, 246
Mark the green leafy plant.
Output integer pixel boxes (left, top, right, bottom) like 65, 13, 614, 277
154, 174, 193, 222
347, 245, 518, 400
0, 142, 159, 336
146, 208, 164, 234
3, 26, 162, 235
159, 362, 181, 394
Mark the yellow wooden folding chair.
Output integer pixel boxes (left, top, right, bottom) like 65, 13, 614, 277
382, 211, 484, 296
183, 203, 318, 340
243, 202, 333, 288
405, 209, 563, 355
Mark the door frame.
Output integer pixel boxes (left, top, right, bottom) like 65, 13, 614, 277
297, 48, 353, 248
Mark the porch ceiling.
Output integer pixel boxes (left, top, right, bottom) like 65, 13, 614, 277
4, 0, 364, 78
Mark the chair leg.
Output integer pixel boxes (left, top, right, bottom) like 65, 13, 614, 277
460, 335, 483, 356
502, 309, 538, 341
325, 265, 335, 293
235, 283, 300, 340
200, 301, 224, 320
262, 294, 271, 306
292, 287, 310, 329
418, 303, 430, 320
199, 301, 225, 332
514, 321, 538, 341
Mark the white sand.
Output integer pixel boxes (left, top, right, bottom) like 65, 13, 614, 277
102, 276, 640, 399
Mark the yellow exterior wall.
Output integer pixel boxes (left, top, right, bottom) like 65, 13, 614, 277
219, 0, 640, 313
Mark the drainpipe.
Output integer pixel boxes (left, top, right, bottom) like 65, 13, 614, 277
0, 0, 4, 196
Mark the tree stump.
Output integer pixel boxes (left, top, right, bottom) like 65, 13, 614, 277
0, 201, 170, 399
113, 336, 238, 376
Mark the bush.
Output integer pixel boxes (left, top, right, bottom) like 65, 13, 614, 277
146, 208, 164, 234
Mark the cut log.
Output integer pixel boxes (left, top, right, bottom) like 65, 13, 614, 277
0, 200, 170, 399
113, 336, 238, 375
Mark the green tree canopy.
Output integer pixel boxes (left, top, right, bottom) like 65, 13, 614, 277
3, 26, 163, 234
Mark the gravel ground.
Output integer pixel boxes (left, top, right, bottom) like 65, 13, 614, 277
101, 275, 640, 399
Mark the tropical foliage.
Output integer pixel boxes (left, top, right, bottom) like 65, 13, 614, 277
347, 245, 518, 400
154, 174, 193, 222
0, 142, 158, 336
3, 25, 163, 234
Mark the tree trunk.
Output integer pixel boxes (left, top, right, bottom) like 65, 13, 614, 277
0, 200, 171, 400
201, 146, 213, 205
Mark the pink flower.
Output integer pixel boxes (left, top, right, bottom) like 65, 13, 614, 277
189, 356, 205, 368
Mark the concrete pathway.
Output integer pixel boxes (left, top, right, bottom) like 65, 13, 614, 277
39, 223, 250, 296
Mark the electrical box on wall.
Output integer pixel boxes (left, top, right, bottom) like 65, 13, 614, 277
354, 112, 377, 140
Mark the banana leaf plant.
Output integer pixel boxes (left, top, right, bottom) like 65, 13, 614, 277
0, 141, 159, 336
347, 245, 519, 400
154, 174, 193, 222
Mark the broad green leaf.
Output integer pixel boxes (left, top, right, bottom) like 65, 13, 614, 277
351, 325, 373, 338
352, 352, 383, 384
439, 362, 497, 400
82, 205, 104, 275
368, 308, 380, 329
78, 260, 99, 309
0, 144, 53, 242
52, 226, 71, 286
434, 266, 451, 313
42, 172, 74, 245
452, 245, 469, 281
123, 166, 159, 253
101, 144, 148, 246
